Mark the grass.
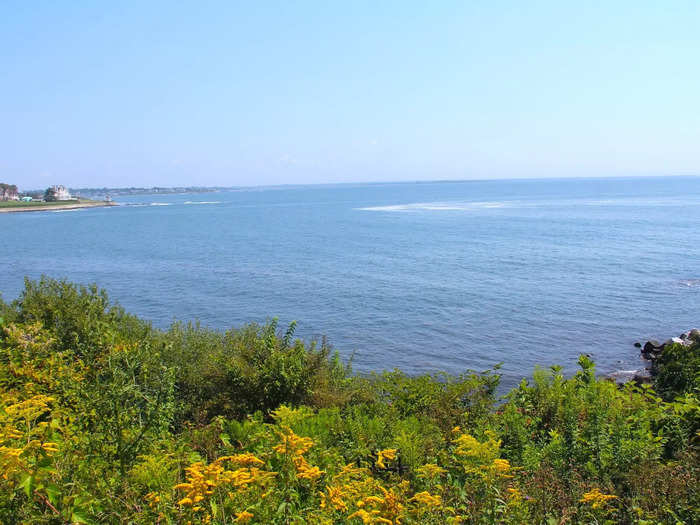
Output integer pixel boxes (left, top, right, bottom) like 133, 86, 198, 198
0, 198, 106, 209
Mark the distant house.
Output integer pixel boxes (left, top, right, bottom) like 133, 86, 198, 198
44, 185, 72, 201
0, 183, 19, 201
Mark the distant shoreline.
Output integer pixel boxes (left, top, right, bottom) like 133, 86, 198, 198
0, 201, 117, 213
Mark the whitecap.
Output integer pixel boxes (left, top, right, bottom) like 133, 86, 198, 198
357, 201, 508, 212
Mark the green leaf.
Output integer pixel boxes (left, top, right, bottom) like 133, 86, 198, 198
210, 500, 218, 517
37, 456, 53, 468
220, 433, 231, 447
46, 483, 61, 505
71, 510, 90, 524
19, 474, 34, 498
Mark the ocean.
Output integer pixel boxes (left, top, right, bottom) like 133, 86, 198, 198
3, 176, 699, 387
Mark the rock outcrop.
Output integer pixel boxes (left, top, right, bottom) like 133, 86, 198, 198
611, 329, 697, 386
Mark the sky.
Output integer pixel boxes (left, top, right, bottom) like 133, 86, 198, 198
2, 1, 699, 190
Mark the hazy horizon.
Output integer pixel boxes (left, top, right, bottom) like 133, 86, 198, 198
13, 173, 695, 195
3, 2, 699, 189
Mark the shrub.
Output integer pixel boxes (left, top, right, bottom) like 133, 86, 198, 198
0, 278, 698, 523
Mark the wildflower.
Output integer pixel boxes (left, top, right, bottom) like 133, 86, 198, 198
375, 449, 397, 469
347, 509, 392, 524
380, 486, 404, 517
41, 442, 59, 454
491, 458, 513, 478
410, 491, 442, 507
417, 463, 446, 479
235, 510, 254, 523
580, 488, 617, 510
320, 485, 348, 512
273, 428, 314, 456
297, 464, 324, 480
348, 509, 372, 524
145, 492, 161, 509
333, 463, 368, 480
219, 453, 264, 467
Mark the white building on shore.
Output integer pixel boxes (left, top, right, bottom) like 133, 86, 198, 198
46, 185, 72, 201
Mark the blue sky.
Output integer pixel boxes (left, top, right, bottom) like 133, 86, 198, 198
2, 1, 699, 189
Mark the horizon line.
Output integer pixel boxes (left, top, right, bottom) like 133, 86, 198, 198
21, 172, 700, 193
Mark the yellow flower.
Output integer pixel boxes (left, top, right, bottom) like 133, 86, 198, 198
273, 428, 314, 456
320, 485, 348, 512
235, 510, 254, 523
417, 463, 446, 479
218, 453, 265, 467
297, 465, 324, 480
145, 491, 161, 508
348, 509, 372, 524
41, 442, 59, 454
375, 449, 397, 469
580, 488, 617, 510
491, 458, 513, 478
410, 491, 442, 507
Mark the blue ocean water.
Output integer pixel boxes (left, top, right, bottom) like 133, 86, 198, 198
2, 177, 700, 387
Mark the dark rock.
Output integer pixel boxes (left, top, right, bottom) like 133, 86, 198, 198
631, 372, 653, 385
643, 340, 662, 354
689, 329, 700, 342
634, 342, 642, 348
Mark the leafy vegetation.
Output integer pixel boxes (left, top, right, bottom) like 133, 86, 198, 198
0, 278, 697, 523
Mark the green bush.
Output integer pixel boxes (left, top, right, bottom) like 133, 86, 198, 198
0, 277, 697, 524
654, 340, 700, 400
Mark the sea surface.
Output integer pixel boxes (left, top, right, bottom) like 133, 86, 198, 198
3, 177, 700, 387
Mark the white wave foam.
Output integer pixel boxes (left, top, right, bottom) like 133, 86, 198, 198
357, 195, 700, 213
150, 203, 171, 206
357, 201, 507, 212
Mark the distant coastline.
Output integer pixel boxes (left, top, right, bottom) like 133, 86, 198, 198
0, 200, 117, 213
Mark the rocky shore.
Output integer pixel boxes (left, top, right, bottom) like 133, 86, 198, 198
612, 328, 699, 384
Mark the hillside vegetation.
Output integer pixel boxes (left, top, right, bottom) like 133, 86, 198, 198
0, 278, 697, 524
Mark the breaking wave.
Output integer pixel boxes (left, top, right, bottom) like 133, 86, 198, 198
357, 201, 508, 212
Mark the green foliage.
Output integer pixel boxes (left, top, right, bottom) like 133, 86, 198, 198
161, 318, 350, 426
0, 277, 698, 524
653, 340, 700, 400
12, 276, 151, 358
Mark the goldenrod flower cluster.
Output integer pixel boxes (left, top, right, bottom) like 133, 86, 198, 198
0, 393, 60, 483
579, 488, 618, 510
275, 427, 324, 481
375, 448, 397, 469
174, 454, 275, 520
453, 431, 513, 479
